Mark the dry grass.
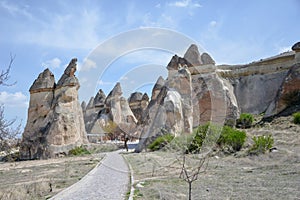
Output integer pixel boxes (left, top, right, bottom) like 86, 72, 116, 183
0, 154, 104, 200
124, 116, 300, 200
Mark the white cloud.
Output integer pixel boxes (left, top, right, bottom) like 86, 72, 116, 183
210, 20, 217, 27
120, 50, 172, 66
278, 46, 290, 53
42, 57, 61, 69
0, 91, 28, 107
79, 58, 97, 72
120, 76, 128, 81
168, 0, 202, 8
0, 1, 32, 19
13, 4, 101, 50
97, 80, 114, 86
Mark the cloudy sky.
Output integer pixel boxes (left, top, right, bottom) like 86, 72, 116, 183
0, 0, 299, 128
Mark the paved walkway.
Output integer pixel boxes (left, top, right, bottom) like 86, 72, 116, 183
51, 150, 130, 200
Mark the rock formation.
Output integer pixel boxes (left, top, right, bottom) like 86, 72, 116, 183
128, 92, 149, 124
135, 42, 300, 151
83, 83, 138, 142
20, 59, 88, 159
21, 42, 300, 155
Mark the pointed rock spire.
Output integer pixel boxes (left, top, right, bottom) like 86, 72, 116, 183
94, 89, 106, 107
142, 93, 149, 101
129, 92, 143, 103
151, 76, 165, 100
167, 55, 192, 70
29, 68, 55, 93
57, 58, 79, 87
200, 52, 215, 65
107, 82, 122, 97
184, 44, 202, 66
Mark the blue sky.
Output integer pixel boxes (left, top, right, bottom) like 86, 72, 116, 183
0, 0, 299, 128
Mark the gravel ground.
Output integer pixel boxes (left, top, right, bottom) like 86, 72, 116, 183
51, 150, 130, 200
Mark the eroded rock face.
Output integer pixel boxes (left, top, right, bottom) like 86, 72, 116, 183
184, 44, 202, 66
20, 59, 88, 159
83, 83, 138, 142
29, 68, 55, 93
129, 92, 149, 124
265, 63, 300, 116
135, 67, 194, 152
292, 42, 300, 52
201, 53, 215, 65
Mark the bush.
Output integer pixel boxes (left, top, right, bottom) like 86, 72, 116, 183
236, 113, 254, 128
293, 112, 300, 124
248, 135, 274, 155
148, 134, 175, 151
186, 123, 222, 154
217, 126, 246, 152
68, 146, 90, 156
186, 124, 209, 153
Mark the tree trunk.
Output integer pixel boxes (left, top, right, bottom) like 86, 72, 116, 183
188, 181, 192, 200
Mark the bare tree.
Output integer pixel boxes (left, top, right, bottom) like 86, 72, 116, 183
179, 152, 209, 200
0, 54, 16, 86
0, 55, 21, 161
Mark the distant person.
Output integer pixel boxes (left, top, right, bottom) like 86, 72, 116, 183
124, 136, 129, 151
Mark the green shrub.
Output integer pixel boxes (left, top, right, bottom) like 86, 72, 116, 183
217, 126, 246, 152
293, 112, 300, 124
248, 135, 274, 155
68, 145, 90, 156
186, 123, 222, 153
186, 124, 208, 153
148, 134, 175, 151
236, 113, 254, 128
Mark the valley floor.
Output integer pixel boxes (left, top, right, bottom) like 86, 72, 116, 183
124, 116, 300, 199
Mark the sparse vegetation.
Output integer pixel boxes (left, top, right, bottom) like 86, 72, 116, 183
217, 126, 246, 152
237, 113, 254, 128
0, 56, 21, 161
248, 135, 274, 155
0, 155, 102, 199
68, 145, 90, 156
293, 112, 300, 124
148, 134, 174, 151
152, 123, 246, 154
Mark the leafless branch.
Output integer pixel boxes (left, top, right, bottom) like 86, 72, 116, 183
0, 54, 16, 86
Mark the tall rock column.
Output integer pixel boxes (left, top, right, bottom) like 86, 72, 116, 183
20, 69, 55, 159
46, 58, 88, 154
20, 58, 88, 159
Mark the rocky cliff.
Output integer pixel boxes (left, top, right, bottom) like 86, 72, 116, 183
135, 42, 300, 151
20, 59, 88, 159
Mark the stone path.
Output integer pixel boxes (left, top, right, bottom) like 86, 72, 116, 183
51, 150, 130, 200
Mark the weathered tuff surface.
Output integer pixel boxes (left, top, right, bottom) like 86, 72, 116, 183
83, 83, 138, 142
135, 43, 300, 151
22, 43, 300, 155
20, 59, 88, 159
128, 92, 149, 124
